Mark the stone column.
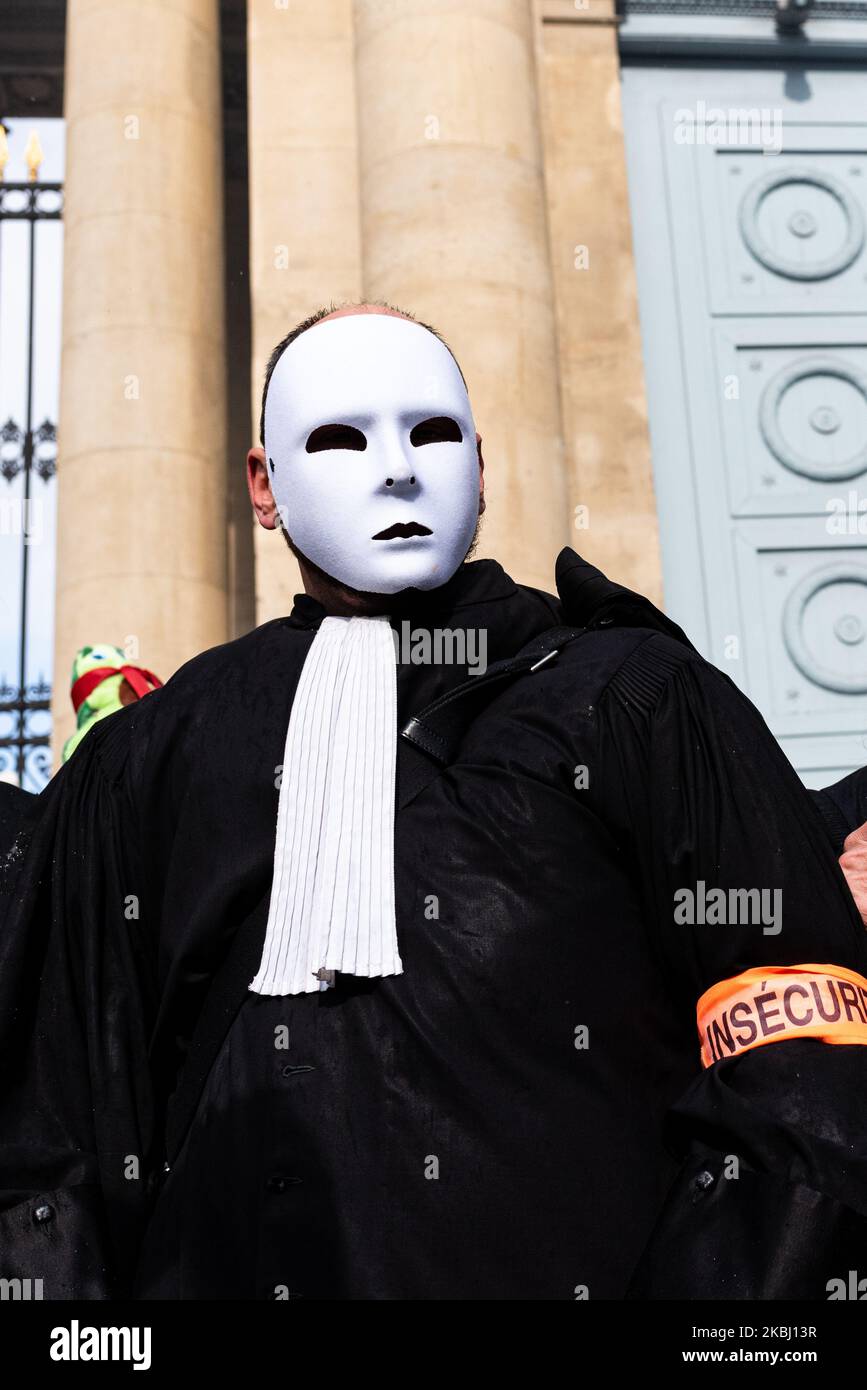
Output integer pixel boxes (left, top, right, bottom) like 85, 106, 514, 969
353, 0, 569, 593
534, 0, 663, 603
247, 0, 363, 626
52, 0, 228, 757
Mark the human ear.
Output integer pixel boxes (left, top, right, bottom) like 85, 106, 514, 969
247, 446, 280, 530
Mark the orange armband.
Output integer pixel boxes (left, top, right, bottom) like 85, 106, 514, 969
697, 963, 867, 1069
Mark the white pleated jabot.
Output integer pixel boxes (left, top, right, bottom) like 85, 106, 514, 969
249, 614, 401, 996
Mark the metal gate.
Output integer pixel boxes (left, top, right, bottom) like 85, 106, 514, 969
0, 128, 62, 791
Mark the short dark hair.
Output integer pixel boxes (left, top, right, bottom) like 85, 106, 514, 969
258, 299, 468, 446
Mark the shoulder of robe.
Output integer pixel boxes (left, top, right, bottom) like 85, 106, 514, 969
541, 626, 700, 711
137, 617, 313, 715
598, 629, 743, 720
159, 618, 307, 699
74, 620, 308, 789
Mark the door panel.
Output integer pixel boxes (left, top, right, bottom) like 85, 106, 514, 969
622, 65, 867, 785
712, 322, 867, 516
698, 132, 867, 314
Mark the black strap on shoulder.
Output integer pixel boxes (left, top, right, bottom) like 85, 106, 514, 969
396, 625, 585, 808
402, 624, 584, 765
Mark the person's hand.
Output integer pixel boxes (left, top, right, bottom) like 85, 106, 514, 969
840, 821, 867, 926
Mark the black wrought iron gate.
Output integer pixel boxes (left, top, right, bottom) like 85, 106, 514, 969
0, 166, 62, 791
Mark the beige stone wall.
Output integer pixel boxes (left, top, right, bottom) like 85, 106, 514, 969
353, 0, 569, 595
247, 0, 363, 626
535, 0, 663, 603
53, 0, 228, 756
246, 0, 661, 633
247, 0, 573, 616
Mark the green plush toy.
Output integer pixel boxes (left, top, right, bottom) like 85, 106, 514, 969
62, 644, 163, 762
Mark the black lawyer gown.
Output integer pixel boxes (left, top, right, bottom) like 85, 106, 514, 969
2, 549, 867, 1299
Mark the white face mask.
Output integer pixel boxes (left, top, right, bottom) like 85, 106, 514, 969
263, 313, 481, 594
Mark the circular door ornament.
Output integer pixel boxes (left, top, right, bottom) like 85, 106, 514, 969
759, 355, 867, 482
739, 166, 865, 281
782, 563, 867, 694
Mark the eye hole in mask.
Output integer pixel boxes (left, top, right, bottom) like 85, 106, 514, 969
305, 423, 368, 453
410, 416, 463, 446
303, 416, 463, 455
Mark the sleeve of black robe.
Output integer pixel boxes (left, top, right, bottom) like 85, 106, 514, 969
0, 708, 157, 1299
811, 766, 867, 854
599, 633, 867, 1300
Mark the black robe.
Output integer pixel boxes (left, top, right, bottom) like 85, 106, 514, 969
0, 781, 36, 861
2, 549, 867, 1300
812, 768, 867, 855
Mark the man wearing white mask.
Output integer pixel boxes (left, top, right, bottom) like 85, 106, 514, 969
245, 305, 487, 998
3, 300, 867, 1301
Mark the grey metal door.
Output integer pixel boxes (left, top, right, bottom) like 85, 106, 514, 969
622, 63, 867, 786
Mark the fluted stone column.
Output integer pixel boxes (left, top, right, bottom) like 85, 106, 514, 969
52, 0, 228, 757
247, 0, 363, 626
535, 0, 662, 603
353, 0, 569, 593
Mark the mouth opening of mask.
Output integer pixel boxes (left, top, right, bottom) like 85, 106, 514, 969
372, 522, 433, 541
